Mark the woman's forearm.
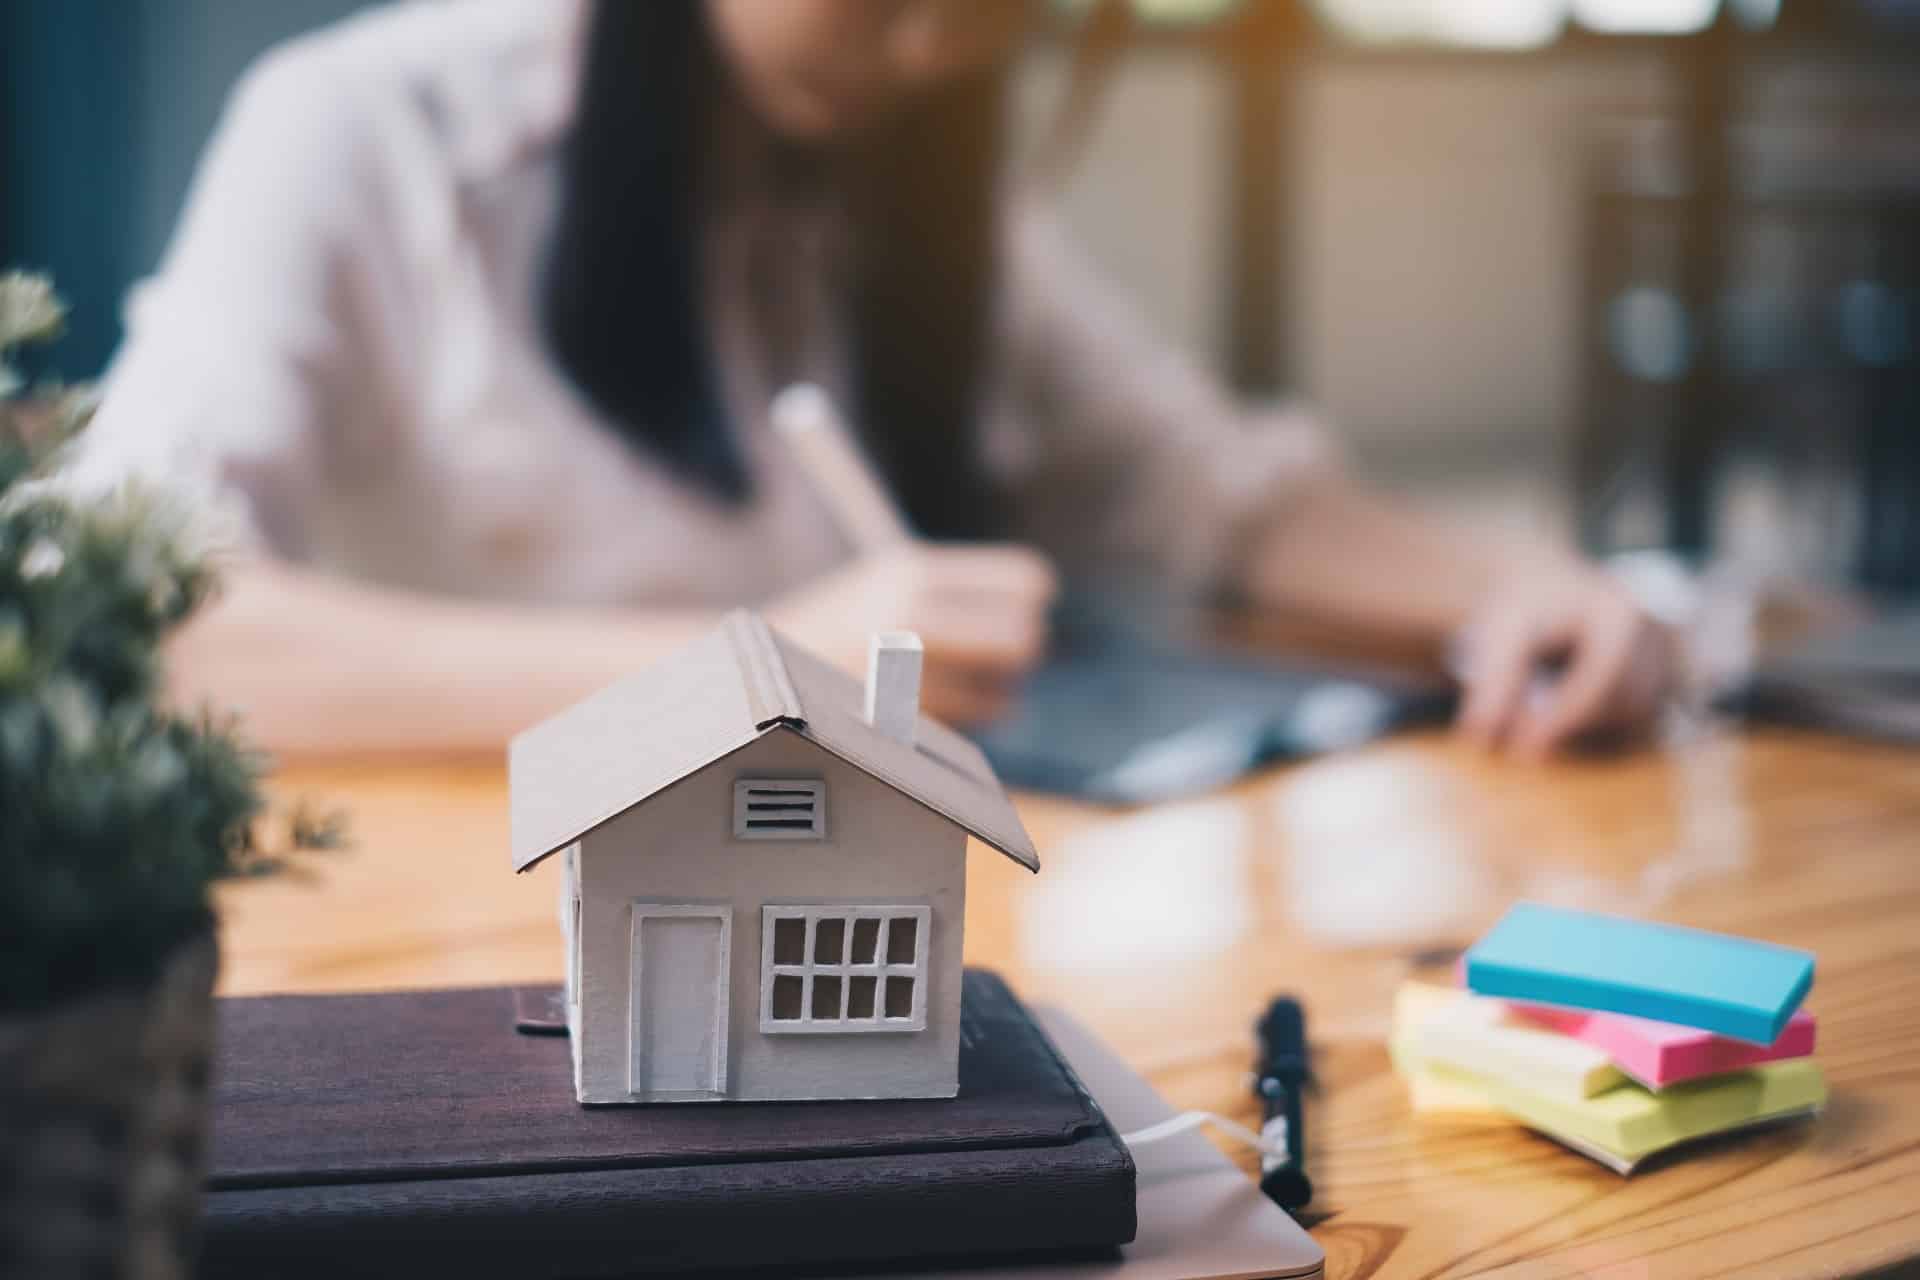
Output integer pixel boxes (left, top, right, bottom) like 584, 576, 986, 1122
1243, 478, 1573, 642
1245, 479, 1675, 755
167, 557, 716, 759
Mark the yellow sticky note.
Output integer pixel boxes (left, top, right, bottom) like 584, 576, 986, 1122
1390, 983, 1504, 1115
1390, 980, 1825, 1168
1426, 1056, 1827, 1161
1417, 993, 1626, 1101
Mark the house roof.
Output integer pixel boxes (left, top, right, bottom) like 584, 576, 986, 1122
509, 611, 1041, 874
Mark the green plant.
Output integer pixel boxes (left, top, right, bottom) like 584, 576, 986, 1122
0, 272, 340, 1012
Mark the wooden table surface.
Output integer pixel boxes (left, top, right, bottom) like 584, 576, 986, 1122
220, 724, 1920, 1280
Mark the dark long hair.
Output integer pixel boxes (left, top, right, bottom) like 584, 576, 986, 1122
540, 1, 1007, 540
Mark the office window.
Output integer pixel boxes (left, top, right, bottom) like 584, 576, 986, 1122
760, 906, 930, 1034
733, 780, 825, 840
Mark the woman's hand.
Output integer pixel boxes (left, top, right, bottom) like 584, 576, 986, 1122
1455, 563, 1677, 757
768, 543, 1058, 726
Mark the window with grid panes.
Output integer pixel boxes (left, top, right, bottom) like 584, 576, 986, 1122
759, 906, 930, 1033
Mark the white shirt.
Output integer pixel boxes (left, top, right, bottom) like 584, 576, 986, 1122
78, 0, 1329, 609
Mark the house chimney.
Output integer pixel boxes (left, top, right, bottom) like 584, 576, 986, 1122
864, 631, 923, 746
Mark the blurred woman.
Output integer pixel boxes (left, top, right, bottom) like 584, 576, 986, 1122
77, 0, 1670, 754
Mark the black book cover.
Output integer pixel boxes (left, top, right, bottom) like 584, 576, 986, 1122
202, 969, 1136, 1277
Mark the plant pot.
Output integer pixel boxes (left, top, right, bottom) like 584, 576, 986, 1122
0, 929, 219, 1280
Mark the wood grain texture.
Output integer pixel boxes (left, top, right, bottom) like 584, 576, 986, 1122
219, 725, 1920, 1279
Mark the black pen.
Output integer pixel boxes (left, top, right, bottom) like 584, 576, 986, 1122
1253, 996, 1314, 1211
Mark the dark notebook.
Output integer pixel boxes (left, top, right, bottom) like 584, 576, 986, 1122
202, 969, 1136, 1278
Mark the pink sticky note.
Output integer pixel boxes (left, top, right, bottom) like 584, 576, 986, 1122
1510, 1003, 1817, 1089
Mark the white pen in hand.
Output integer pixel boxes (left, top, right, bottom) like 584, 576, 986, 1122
769, 383, 913, 553
769, 382, 1055, 728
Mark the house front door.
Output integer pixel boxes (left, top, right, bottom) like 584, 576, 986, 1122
629, 905, 732, 1099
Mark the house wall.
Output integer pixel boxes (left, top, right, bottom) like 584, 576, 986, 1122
575, 728, 967, 1104
559, 843, 583, 1081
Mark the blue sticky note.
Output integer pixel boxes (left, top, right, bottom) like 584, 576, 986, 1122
1464, 903, 1814, 1045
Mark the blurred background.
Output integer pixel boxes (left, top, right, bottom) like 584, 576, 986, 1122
4, 0, 1917, 592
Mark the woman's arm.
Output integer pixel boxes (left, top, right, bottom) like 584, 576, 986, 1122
169, 558, 717, 758
1000, 202, 1672, 754
1243, 479, 1503, 639
170, 541, 1057, 758
1245, 477, 1673, 756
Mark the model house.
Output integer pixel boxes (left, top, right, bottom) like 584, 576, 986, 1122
509, 611, 1040, 1105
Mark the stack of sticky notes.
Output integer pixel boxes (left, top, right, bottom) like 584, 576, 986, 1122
1391, 903, 1825, 1173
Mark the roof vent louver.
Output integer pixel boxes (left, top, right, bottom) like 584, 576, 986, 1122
734, 780, 826, 840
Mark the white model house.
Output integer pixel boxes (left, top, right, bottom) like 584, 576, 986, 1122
509, 611, 1040, 1104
